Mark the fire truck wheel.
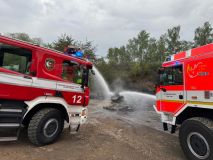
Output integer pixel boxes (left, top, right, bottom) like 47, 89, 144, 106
179, 117, 213, 160
28, 108, 64, 146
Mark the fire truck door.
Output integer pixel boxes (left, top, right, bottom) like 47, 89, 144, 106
160, 65, 184, 114
57, 60, 84, 105
160, 85, 184, 113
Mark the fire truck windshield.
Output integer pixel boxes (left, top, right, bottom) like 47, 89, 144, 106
159, 65, 183, 86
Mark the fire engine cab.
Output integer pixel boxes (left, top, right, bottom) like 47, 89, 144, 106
0, 35, 92, 146
155, 43, 213, 160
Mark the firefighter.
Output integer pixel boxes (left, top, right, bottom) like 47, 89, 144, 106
74, 66, 83, 84
62, 64, 74, 82
76, 70, 82, 84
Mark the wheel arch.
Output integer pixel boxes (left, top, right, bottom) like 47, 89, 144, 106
176, 106, 213, 125
23, 97, 70, 126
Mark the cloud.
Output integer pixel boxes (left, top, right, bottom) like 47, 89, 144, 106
0, 0, 212, 55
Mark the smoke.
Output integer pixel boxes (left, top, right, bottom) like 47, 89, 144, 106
111, 78, 125, 93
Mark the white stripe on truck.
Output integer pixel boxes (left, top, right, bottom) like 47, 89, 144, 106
0, 72, 83, 93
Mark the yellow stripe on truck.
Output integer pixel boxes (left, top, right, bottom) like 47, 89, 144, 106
161, 99, 213, 106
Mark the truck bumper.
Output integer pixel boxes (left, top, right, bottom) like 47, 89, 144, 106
153, 105, 161, 114
153, 105, 176, 125
68, 107, 88, 134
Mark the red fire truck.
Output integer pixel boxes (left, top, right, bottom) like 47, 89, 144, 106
0, 35, 92, 146
155, 43, 213, 160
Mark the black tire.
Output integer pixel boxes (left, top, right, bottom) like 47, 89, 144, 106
28, 108, 64, 146
179, 117, 213, 160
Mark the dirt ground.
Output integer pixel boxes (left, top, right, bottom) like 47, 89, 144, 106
0, 100, 186, 160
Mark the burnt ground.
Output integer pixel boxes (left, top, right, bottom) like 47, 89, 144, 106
0, 100, 186, 160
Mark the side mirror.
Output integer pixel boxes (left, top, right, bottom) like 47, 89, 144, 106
82, 69, 89, 88
91, 69, 95, 75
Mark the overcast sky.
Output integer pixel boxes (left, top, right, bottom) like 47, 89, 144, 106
0, 0, 212, 55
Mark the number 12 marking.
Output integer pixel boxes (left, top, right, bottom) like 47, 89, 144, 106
72, 95, 82, 104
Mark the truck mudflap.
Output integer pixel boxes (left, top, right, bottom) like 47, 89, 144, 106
68, 107, 87, 134
153, 105, 177, 133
